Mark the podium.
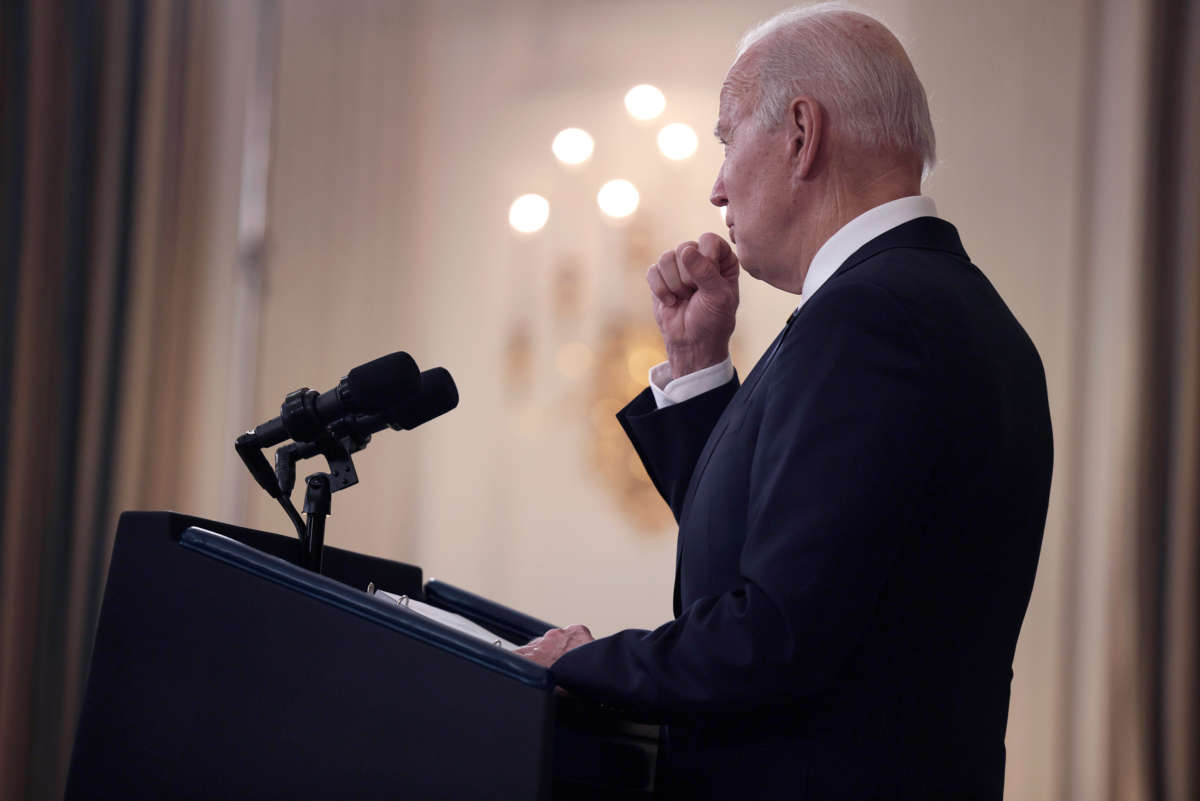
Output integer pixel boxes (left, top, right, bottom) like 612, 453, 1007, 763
66, 511, 659, 799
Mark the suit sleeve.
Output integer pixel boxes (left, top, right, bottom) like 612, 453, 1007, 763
553, 282, 938, 722
617, 376, 739, 522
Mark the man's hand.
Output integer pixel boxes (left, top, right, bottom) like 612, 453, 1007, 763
513, 624, 594, 668
646, 232, 740, 379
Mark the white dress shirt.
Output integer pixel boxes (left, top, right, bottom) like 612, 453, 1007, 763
649, 195, 939, 408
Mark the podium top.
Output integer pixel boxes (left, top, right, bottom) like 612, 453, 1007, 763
181, 525, 553, 689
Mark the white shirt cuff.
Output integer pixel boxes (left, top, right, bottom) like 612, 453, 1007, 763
648, 358, 735, 409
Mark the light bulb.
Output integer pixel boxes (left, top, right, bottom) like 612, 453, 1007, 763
508, 193, 549, 233
597, 179, 639, 219
552, 128, 594, 165
624, 84, 666, 120
657, 122, 698, 160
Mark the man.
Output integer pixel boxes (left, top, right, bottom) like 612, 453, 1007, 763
515, 4, 1052, 799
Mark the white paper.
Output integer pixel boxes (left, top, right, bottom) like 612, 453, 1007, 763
373, 590, 521, 651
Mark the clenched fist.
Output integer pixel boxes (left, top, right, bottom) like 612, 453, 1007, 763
646, 232, 740, 379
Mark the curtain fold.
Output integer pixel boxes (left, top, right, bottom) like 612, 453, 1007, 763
1151, 3, 1200, 799
0, 2, 152, 798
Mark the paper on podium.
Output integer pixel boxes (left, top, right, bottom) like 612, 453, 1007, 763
372, 588, 522, 651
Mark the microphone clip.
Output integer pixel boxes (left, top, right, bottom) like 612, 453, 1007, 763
273, 423, 369, 497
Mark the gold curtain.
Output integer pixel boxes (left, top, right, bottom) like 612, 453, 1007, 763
0, 1, 204, 797
1141, 2, 1200, 798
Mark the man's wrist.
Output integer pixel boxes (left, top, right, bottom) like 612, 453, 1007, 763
666, 345, 730, 381
650, 357, 734, 409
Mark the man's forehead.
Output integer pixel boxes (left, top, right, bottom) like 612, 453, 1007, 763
716, 51, 756, 133
718, 78, 737, 111
717, 84, 733, 124
716, 77, 748, 136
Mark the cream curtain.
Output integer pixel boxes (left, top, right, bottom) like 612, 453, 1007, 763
0, 1, 202, 797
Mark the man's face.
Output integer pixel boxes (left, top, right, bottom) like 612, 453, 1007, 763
710, 74, 797, 286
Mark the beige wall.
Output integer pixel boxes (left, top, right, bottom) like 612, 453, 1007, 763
140, 2, 1151, 799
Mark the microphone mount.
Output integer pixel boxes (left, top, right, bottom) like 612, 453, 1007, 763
235, 420, 365, 573
273, 412, 384, 496
273, 416, 375, 574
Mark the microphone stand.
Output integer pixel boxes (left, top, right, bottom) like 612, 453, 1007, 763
237, 422, 372, 574
302, 473, 331, 573
294, 432, 360, 573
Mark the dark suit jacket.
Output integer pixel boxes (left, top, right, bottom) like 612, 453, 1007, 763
551, 218, 1053, 800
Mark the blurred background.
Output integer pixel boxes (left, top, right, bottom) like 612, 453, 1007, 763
0, 0, 1196, 799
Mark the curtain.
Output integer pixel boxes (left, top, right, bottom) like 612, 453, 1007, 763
0, 1, 160, 798
1, 0, 265, 795
1140, 1, 1200, 798
1059, 0, 1198, 798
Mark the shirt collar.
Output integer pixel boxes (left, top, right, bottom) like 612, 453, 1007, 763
797, 195, 939, 309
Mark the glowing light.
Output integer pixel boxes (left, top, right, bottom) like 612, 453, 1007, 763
552, 128, 594, 165
597, 179, 639, 219
719, 206, 727, 223
624, 84, 666, 120
508, 193, 549, 233
657, 123, 698, 160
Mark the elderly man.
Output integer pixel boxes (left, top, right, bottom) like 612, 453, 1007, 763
516, 4, 1052, 799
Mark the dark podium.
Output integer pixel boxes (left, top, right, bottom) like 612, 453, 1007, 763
66, 511, 659, 800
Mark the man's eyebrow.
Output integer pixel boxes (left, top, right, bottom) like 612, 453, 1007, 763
715, 84, 737, 141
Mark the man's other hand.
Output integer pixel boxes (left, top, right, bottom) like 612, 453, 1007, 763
514, 624, 594, 667
646, 232, 740, 379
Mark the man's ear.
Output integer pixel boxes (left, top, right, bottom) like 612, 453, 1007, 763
789, 96, 822, 180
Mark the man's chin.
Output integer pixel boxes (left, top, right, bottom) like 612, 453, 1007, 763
744, 262, 799, 293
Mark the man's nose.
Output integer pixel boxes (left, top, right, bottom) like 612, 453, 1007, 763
710, 172, 727, 207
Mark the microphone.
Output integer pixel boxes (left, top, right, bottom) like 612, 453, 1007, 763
314, 367, 459, 443
250, 351, 421, 447
384, 367, 459, 431
270, 367, 459, 495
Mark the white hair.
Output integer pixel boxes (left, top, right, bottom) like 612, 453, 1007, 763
734, 2, 936, 174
